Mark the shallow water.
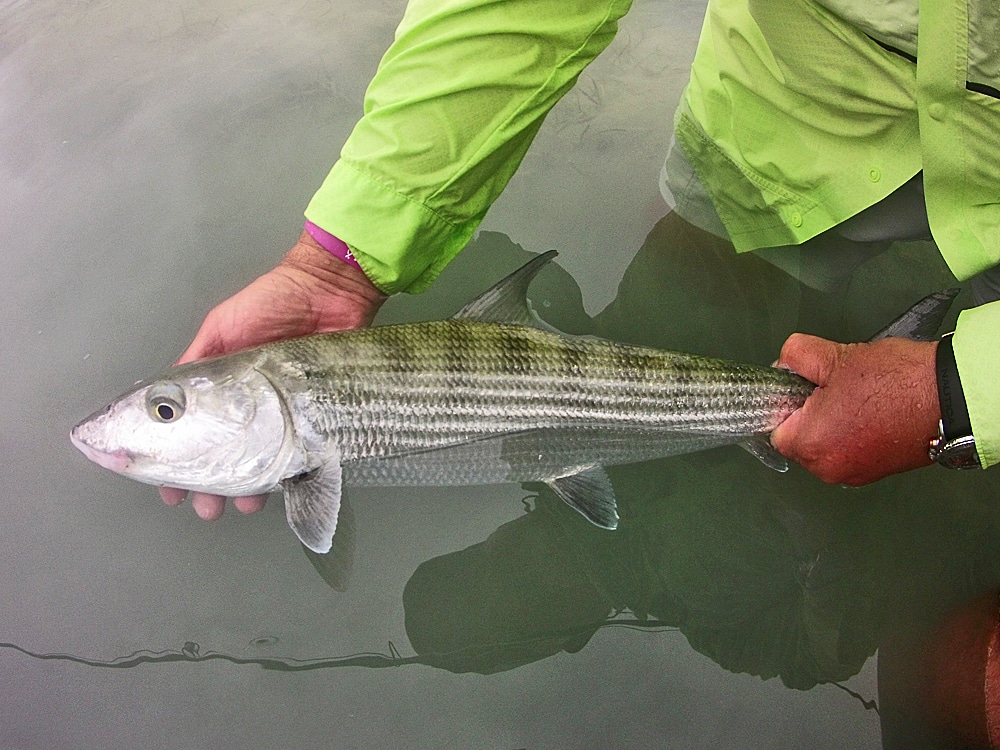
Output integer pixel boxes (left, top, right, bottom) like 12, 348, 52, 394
3, 1, 999, 747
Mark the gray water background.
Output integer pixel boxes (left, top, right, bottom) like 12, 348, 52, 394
4, 0, 999, 747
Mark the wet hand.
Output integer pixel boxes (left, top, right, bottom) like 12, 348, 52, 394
176, 229, 386, 363
159, 229, 386, 520
158, 486, 269, 520
770, 334, 939, 486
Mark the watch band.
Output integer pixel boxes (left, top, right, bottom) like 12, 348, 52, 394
935, 333, 972, 441
930, 333, 981, 469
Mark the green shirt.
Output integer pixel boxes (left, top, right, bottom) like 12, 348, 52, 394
305, 0, 1000, 467
306, 0, 634, 294
672, 0, 1000, 467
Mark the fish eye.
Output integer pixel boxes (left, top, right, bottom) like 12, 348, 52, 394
151, 399, 182, 422
146, 383, 187, 423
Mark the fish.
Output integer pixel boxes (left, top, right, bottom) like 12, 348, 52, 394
71, 252, 957, 554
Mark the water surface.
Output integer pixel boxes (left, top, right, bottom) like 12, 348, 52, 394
3, 1, 996, 747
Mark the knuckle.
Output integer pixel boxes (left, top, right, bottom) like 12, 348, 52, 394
778, 333, 806, 362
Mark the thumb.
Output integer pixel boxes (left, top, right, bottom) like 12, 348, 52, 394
775, 333, 844, 387
175, 313, 226, 365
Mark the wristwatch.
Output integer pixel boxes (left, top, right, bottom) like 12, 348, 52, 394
928, 333, 981, 469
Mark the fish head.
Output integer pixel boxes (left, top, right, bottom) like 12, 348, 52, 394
71, 356, 291, 496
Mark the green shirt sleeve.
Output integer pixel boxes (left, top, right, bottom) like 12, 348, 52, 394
305, 0, 633, 294
952, 301, 1000, 468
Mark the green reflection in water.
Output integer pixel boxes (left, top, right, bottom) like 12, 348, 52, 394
388, 218, 994, 744
7, 217, 994, 745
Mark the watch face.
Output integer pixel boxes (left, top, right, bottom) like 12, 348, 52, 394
934, 435, 981, 470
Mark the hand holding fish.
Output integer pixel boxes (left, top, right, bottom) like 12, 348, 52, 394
157, 230, 386, 520
770, 334, 939, 486
72, 252, 955, 552
176, 230, 386, 363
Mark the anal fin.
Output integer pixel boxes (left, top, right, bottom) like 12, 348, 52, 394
740, 437, 789, 472
545, 465, 619, 529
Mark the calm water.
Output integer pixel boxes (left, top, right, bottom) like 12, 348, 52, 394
3, 1, 998, 747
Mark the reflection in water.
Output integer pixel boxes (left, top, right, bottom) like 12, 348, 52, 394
11, 219, 996, 746
0, 638, 419, 671
58, 218, 983, 745
389, 219, 998, 746
0, 618, 675, 672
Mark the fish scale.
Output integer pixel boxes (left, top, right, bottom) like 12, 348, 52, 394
259, 319, 814, 463
71, 250, 955, 553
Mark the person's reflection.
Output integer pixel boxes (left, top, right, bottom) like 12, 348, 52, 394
402, 496, 614, 674
391, 214, 1000, 749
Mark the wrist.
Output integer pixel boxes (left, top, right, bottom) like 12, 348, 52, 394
281, 229, 388, 327
304, 220, 363, 271
286, 229, 383, 292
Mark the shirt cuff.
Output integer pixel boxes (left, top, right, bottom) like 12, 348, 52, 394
952, 300, 1000, 468
304, 160, 482, 295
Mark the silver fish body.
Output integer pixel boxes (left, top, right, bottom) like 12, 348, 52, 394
258, 318, 811, 473
71, 252, 955, 553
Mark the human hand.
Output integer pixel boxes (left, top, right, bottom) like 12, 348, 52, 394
769, 334, 939, 486
159, 229, 387, 520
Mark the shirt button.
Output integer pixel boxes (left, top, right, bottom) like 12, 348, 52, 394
869, 167, 881, 182
928, 102, 947, 121
790, 212, 803, 227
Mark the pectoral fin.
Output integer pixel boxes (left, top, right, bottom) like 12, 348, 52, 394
301, 497, 355, 592
281, 458, 343, 554
545, 465, 619, 529
740, 437, 789, 472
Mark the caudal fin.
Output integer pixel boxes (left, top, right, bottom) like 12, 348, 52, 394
868, 289, 960, 342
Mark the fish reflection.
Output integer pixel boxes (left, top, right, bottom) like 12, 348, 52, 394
14, 449, 999, 744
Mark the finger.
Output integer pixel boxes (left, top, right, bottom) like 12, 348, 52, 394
175, 313, 225, 366
190, 492, 227, 520
159, 486, 188, 506
769, 407, 803, 458
175, 334, 218, 366
233, 494, 268, 515
776, 333, 843, 386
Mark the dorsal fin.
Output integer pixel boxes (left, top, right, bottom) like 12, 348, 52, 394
452, 250, 558, 326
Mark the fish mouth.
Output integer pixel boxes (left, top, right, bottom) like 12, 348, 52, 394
70, 424, 132, 474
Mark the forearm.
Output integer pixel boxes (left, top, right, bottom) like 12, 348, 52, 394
306, 0, 634, 294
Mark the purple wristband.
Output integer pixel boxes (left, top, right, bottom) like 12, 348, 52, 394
304, 221, 362, 271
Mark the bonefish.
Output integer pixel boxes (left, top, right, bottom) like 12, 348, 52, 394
71, 252, 955, 552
